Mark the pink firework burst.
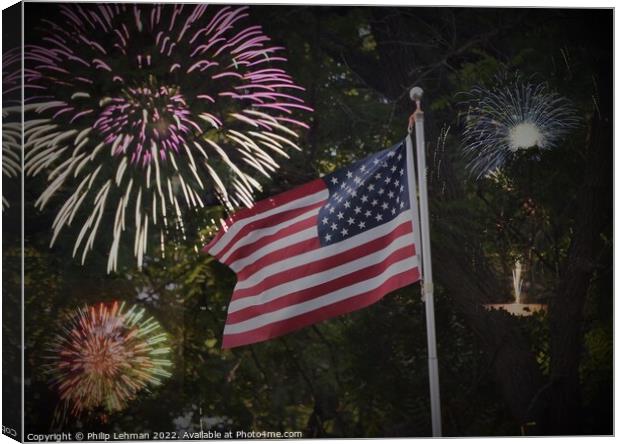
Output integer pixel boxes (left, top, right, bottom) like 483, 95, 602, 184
24, 4, 312, 271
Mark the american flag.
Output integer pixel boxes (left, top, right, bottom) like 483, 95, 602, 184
205, 140, 421, 348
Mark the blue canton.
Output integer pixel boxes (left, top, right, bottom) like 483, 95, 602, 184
318, 141, 410, 246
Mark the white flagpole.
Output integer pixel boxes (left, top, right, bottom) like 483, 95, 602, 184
407, 86, 442, 437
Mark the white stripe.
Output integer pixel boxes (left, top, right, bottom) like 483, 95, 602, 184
236, 209, 414, 286
229, 226, 317, 272
223, 256, 418, 335
209, 189, 328, 256
229, 230, 417, 313
220, 206, 321, 263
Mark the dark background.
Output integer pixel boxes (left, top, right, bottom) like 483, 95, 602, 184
8, 3, 613, 437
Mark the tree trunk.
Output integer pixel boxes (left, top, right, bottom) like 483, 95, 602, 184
542, 65, 612, 435
433, 238, 545, 426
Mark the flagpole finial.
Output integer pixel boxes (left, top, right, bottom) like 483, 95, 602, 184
408, 87, 424, 132
410, 86, 424, 111
410, 86, 423, 101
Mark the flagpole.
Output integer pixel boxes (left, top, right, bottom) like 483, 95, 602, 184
408, 86, 442, 437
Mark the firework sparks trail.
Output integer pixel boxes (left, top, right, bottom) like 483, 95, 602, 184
24, 4, 312, 271
46, 301, 172, 419
3, 48, 22, 210
461, 74, 579, 178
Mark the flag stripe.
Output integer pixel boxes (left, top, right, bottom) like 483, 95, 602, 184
222, 210, 321, 265
223, 257, 419, 336
218, 201, 325, 263
226, 244, 418, 324
229, 226, 318, 273
235, 210, 414, 286
231, 221, 415, 302
222, 269, 419, 348
236, 237, 322, 281
206, 183, 327, 256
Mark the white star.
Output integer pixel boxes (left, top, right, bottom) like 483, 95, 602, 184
330, 177, 338, 185
388, 151, 395, 158
351, 190, 357, 197
400, 185, 404, 192
381, 202, 389, 210
325, 233, 332, 242
388, 191, 394, 198
397, 153, 402, 160
394, 179, 400, 187
346, 170, 353, 178
358, 221, 366, 229
331, 223, 338, 230
361, 195, 368, 203
400, 168, 404, 176
400, 201, 405, 208
337, 212, 344, 220
391, 165, 397, 173
368, 184, 375, 191
378, 188, 385, 195
341, 228, 349, 236
384, 177, 391, 184
354, 176, 362, 184
375, 213, 383, 222
329, 207, 335, 214
360, 165, 367, 172
354, 206, 362, 214
347, 217, 355, 225
375, 173, 382, 180
373, 158, 380, 165
340, 182, 347, 189
365, 210, 372, 217
322, 217, 329, 224
371, 199, 378, 206
344, 201, 351, 208
396, 197, 400, 203
391, 207, 396, 215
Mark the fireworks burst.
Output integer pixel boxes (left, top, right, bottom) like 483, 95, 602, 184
24, 4, 311, 271
461, 75, 578, 178
46, 301, 172, 419
3, 48, 22, 210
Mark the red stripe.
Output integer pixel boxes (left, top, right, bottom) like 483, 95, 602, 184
227, 245, 416, 323
203, 179, 326, 252
232, 220, 415, 300
222, 268, 420, 348
236, 237, 321, 280
208, 199, 325, 261
223, 212, 320, 266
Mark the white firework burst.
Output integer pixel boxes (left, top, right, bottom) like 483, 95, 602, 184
24, 4, 311, 272
3, 48, 22, 210
461, 74, 579, 178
